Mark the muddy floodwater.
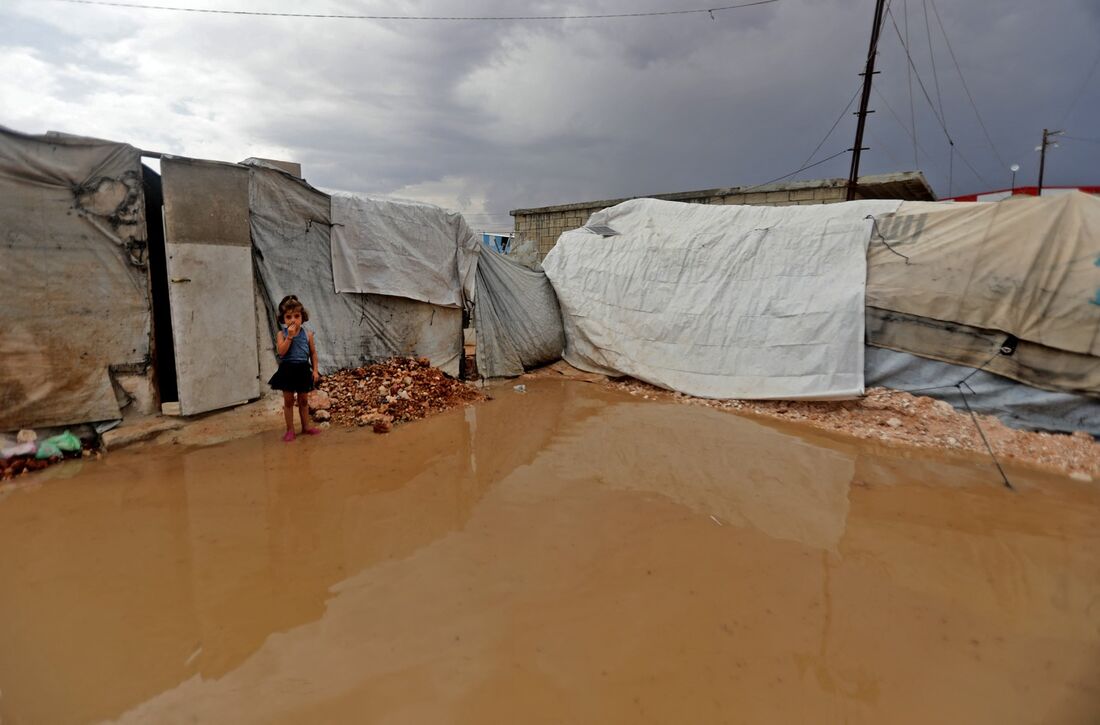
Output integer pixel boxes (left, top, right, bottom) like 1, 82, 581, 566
1, 379, 1098, 724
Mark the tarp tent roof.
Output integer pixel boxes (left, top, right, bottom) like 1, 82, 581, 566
246, 162, 464, 376
543, 197, 902, 399
329, 191, 479, 309
867, 192, 1100, 395
0, 127, 150, 430
473, 247, 564, 379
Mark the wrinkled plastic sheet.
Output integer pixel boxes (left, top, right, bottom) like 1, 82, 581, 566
865, 346, 1100, 436
247, 166, 462, 376
867, 193, 1100, 393
329, 191, 479, 308
543, 198, 901, 399
0, 127, 149, 430
473, 247, 564, 378
867, 307, 1100, 394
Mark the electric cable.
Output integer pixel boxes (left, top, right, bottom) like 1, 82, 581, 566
49, 0, 780, 21
799, 86, 862, 169
737, 149, 851, 194
903, 0, 917, 168
920, 0, 946, 125
886, 7, 990, 187
926, 0, 1008, 169
1059, 47, 1100, 127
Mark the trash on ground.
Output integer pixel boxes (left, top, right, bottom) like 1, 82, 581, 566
1, 429, 97, 481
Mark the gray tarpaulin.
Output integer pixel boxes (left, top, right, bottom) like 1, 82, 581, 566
329, 191, 480, 308
0, 127, 149, 430
473, 247, 564, 378
865, 346, 1100, 436
247, 164, 462, 376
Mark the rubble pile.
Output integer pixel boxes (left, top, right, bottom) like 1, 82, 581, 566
311, 357, 485, 433
607, 379, 1100, 480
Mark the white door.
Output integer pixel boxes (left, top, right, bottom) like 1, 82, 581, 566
161, 157, 260, 415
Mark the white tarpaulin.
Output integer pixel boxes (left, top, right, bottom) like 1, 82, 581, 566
329, 191, 479, 308
543, 198, 902, 399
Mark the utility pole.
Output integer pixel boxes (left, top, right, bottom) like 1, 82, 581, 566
1036, 128, 1062, 195
846, 0, 888, 201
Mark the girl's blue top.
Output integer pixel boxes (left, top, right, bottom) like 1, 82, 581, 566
280, 324, 311, 363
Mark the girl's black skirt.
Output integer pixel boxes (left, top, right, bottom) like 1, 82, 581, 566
269, 361, 314, 393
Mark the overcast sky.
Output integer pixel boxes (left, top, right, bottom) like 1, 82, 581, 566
2, 0, 1098, 231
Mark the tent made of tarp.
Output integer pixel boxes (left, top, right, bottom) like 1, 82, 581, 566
329, 191, 479, 308
247, 164, 464, 376
0, 128, 151, 430
472, 247, 564, 379
867, 192, 1100, 395
543, 197, 902, 399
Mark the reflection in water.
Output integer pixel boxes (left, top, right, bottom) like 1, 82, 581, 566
547, 402, 854, 551
0, 379, 1098, 724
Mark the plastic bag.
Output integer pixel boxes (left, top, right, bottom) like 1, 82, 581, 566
46, 431, 82, 453
1, 442, 36, 459
35, 440, 62, 460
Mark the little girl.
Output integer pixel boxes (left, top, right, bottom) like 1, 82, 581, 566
268, 295, 322, 442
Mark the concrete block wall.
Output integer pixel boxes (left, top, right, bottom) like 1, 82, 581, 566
512, 183, 851, 256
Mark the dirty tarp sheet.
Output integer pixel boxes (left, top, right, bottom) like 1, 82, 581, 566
473, 247, 564, 378
543, 198, 902, 399
866, 346, 1100, 436
867, 193, 1100, 392
247, 166, 462, 376
866, 307, 1100, 395
329, 192, 479, 308
0, 128, 149, 430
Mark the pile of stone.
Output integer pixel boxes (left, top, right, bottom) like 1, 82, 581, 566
309, 357, 485, 433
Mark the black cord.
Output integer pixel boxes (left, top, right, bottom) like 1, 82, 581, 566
865, 215, 910, 263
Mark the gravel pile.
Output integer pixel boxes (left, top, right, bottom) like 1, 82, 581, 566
608, 379, 1099, 480
310, 357, 485, 433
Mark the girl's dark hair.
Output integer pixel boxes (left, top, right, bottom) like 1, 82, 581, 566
277, 294, 310, 323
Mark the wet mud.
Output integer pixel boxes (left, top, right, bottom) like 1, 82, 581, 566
1, 379, 1098, 724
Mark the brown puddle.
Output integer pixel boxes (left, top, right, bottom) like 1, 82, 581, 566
1, 379, 1098, 724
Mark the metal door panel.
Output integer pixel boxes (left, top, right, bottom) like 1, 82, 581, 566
161, 158, 259, 415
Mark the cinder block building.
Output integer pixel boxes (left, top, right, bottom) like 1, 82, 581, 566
511, 171, 936, 257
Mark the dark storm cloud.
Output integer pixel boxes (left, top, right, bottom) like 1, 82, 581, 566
2, 0, 1097, 228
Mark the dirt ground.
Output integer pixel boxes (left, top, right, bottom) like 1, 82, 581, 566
524, 362, 1100, 480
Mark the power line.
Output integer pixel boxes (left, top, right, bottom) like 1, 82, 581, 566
1062, 135, 1100, 145
739, 149, 851, 193
50, 0, 780, 21
885, 7, 990, 187
903, 0, 917, 168
872, 86, 947, 179
926, 0, 1007, 169
920, 0, 946, 124
1059, 47, 1100, 127
799, 86, 862, 169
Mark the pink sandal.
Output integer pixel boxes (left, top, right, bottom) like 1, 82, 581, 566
282, 431, 296, 443
302, 427, 322, 436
